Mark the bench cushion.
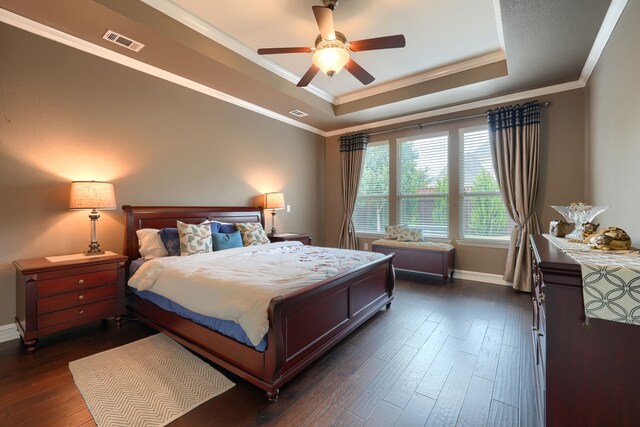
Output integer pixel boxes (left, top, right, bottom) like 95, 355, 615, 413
372, 239, 454, 252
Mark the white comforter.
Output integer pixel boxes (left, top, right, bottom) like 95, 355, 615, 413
128, 241, 385, 346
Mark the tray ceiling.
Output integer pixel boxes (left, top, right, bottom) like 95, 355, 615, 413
0, 0, 616, 134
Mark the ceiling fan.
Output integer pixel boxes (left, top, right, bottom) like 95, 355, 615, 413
257, 0, 406, 88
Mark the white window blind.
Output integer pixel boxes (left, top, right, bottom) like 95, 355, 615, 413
397, 133, 449, 237
460, 127, 513, 240
354, 142, 389, 233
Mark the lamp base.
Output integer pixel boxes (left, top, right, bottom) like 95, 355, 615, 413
269, 210, 277, 236
84, 210, 105, 255
84, 241, 104, 256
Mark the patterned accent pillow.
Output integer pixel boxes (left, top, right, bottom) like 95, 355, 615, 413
384, 225, 403, 240
397, 226, 422, 242
235, 222, 270, 246
177, 221, 212, 255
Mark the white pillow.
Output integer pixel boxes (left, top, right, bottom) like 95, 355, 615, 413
136, 228, 169, 259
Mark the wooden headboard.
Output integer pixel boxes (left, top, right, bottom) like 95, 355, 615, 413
122, 205, 264, 266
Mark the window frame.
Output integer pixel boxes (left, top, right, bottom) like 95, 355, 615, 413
396, 131, 450, 239
353, 140, 390, 234
458, 125, 512, 245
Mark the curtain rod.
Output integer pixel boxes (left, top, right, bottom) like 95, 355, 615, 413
367, 100, 551, 137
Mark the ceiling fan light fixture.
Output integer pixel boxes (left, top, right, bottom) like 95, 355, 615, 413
313, 47, 350, 76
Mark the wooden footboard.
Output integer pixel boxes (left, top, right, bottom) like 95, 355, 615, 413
266, 255, 394, 394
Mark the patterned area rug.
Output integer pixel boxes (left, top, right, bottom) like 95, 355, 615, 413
69, 334, 235, 427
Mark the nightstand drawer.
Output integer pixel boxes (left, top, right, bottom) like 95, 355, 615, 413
37, 269, 117, 297
38, 299, 116, 331
37, 284, 117, 314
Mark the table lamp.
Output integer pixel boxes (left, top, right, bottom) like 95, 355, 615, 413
264, 192, 285, 235
69, 181, 116, 255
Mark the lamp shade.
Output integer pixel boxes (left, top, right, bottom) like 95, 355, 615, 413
264, 192, 285, 210
69, 181, 116, 210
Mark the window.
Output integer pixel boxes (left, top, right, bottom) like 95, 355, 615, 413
353, 142, 389, 233
353, 121, 512, 245
397, 133, 448, 237
459, 127, 513, 240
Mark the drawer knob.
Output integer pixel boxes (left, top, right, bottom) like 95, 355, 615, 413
78, 279, 85, 284
78, 294, 85, 300
78, 310, 85, 315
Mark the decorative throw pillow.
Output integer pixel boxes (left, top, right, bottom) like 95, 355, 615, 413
397, 226, 422, 242
177, 220, 212, 255
159, 228, 180, 256
235, 222, 270, 246
136, 228, 168, 259
211, 231, 243, 251
385, 225, 402, 240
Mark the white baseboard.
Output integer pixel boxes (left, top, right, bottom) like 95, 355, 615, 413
454, 269, 512, 287
0, 323, 20, 344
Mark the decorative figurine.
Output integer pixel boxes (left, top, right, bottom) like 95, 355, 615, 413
588, 227, 632, 250
581, 222, 599, 239
549, 220, 569, 237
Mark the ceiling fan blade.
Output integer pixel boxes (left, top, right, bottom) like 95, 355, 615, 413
349, 34, 406, 52
312, 6, 336, 41
344, 58, 375, 85
257, 47, 313, 55
297, 64, 320, 87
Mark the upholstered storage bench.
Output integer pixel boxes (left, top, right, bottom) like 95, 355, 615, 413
372, 239, 455, 280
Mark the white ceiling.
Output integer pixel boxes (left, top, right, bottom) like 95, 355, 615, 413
147, 0, 504, 102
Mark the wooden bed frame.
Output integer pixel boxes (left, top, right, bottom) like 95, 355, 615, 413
122, 205, 395, 400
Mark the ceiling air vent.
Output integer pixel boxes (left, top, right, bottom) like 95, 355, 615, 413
102, 30, 145, 52
289, 110, 308, 118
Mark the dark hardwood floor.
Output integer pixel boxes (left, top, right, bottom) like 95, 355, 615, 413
0, 274, 537, 427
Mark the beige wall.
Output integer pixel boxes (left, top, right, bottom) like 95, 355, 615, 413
587, 0, 640, 241
0, 24, 324, 325
325, 89, 586, 275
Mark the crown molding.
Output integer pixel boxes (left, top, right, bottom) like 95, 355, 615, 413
0, 8, 326, 136
336, 50, 506, 105
579, 0, 628, 85
325, 80, 584, 137
140, 0, 335, 103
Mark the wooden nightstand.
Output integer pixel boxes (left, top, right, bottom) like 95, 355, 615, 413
13, 252, 127, 352
268, 233, 312, 245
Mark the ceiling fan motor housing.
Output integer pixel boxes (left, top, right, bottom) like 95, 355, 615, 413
322, 0, 338, 10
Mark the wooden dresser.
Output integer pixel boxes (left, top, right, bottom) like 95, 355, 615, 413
14, 253, 127, 352
530, 235, 640, 426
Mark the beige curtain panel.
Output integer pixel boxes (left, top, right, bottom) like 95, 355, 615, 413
338, 133, 369, 249
488, 101, 541, 292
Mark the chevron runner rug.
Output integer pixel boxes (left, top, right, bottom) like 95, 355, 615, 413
69, 334, 235, 427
